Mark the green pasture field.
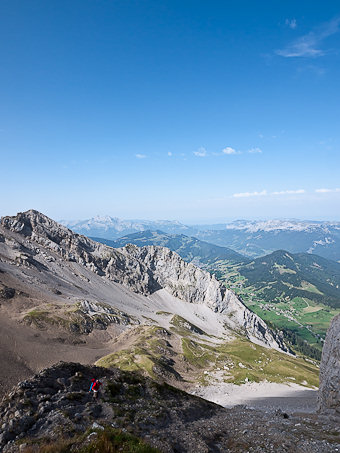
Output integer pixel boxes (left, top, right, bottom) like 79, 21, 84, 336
210, 262, 340, 350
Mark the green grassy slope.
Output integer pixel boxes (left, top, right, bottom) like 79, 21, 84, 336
96, 324, 319, 388
238, 250, 340, 308
211, 250, 340, 358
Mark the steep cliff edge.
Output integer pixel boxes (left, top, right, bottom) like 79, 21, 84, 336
0, 210, 287, 351
318, 313, 340, 414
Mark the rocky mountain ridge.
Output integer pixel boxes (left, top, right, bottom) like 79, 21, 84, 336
0, 210, 287, 351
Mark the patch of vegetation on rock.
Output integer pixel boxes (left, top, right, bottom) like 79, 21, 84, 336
23, 309, 73, 331
170, 315, 207, 336
96, 326, 181, 382
218, 338, 319, 387
19, 426, 160, 453
181, 338, 216, 369
22, 302, 139, 334
178, 333, 319, 387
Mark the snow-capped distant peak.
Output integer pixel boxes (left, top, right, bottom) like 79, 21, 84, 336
59, 215, 190, 239
224, 219, 340, 233
92, 215, 119, 223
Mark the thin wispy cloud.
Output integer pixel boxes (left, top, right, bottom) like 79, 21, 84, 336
276, 17, 340, 58
193, 147, 208, 157
232, 190, 267, 198
232, 189, 306, 198
285, 18, 297, 30
167, 152, 172, 156
195, 145, 262, 158
272, 189, 305, 195
222, 146, 238, 155
135, 154, 147, 159
315, 188, 340, 193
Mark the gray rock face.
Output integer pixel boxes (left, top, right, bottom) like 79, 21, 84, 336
1, 210, 161, 295
121, 245, 288, 351
1, 210, 288, 351
318, 313, 340, 414
120, 244, 225, 308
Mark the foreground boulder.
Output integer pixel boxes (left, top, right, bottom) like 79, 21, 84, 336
1, 362, 340, 452
318, 313, 340, 415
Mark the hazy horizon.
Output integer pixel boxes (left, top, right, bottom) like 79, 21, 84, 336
1, 207, 340, 225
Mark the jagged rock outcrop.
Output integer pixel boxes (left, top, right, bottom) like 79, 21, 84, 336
220, 291, 288, 351
0, 210, 288, 351
318, 313, 340, 414
1, 210, 161, 295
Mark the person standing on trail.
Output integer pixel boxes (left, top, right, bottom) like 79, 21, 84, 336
89, 378, 102, 398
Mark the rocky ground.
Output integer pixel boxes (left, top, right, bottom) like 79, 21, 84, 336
0, 362, 339, 453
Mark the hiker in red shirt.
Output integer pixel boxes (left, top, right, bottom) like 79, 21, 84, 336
89, 378, 102, 398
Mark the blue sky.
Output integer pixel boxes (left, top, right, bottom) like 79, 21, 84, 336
1, 0, 340, 222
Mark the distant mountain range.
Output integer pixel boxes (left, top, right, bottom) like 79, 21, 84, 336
92, 230, 247, 266
61, 216, 340, 261
195, 221, 340, 262
60, 216, 193, 238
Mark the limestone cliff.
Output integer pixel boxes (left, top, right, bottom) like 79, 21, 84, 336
120, 244, 288, 350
